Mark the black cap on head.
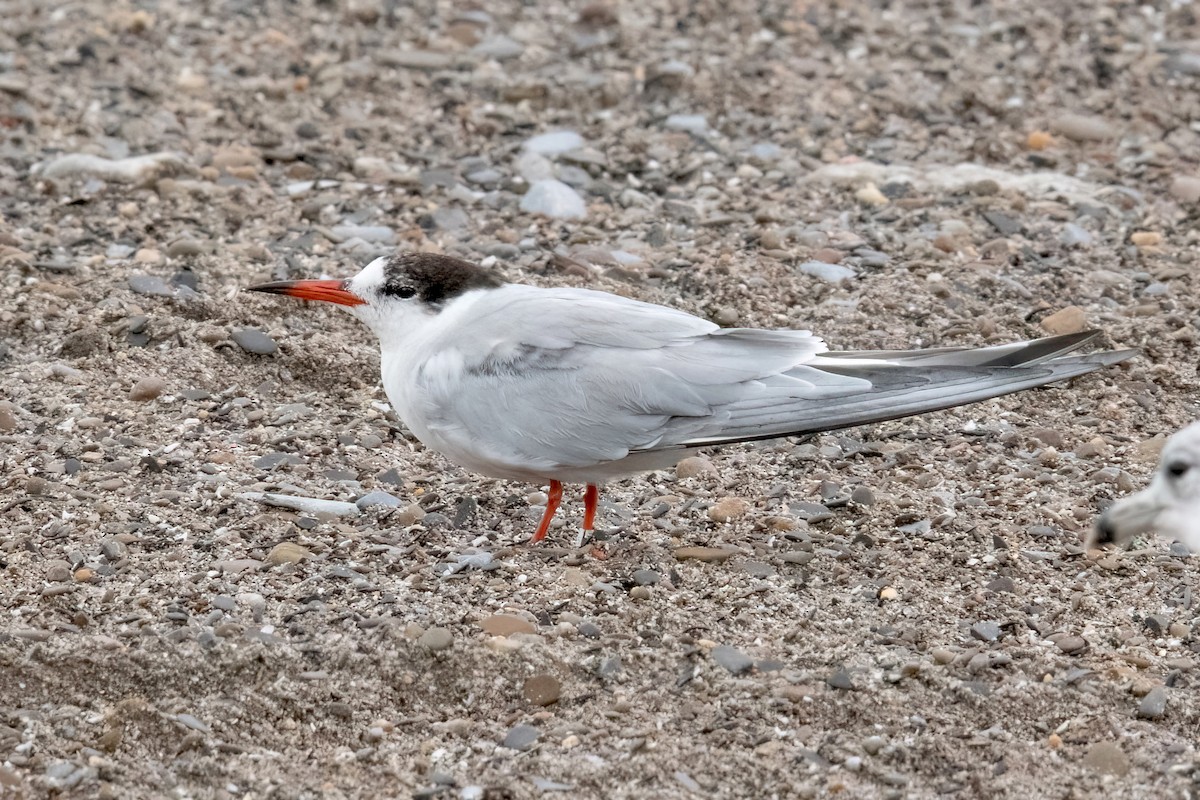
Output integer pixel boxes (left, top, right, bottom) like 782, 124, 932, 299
382, 253, 502, 306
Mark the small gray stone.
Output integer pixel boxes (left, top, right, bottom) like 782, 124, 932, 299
501, 724, 540, 751
862, 736, 886, 756
982, 211, 1023, 236
128, 274, 174, 297
254, 452, 303, 470
211, 595, 236, 612
986, 577, 1015, 594
850, 486, 875, 506
128, 376, 167, 401
1060, 223, 1094, 247
419, 627, 453, 652
827, 668, 855, 690
797, 260, 856, 283
712, 645, 755, 675
1054, 635, 1088, 655
520, 179, 586, 219
664, 114, 709, 134
232, 328, 278, 355
971, 621, 1002, 642
1137, 687, 1168, 719
1083, 741, 1130, 776
524, 130, 584, 155
355, 490, 403, 510
632, 569, 660, 586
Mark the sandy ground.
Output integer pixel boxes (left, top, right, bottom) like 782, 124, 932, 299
3, 0, 1200, 797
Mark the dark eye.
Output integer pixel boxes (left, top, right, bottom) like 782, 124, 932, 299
386, 285, 417, 299
1167, 461, 1190, 478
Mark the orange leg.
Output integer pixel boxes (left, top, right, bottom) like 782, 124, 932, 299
582, 484, 599, 532
531, 480, 563, 542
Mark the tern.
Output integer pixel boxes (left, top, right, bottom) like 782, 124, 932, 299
1091, 422, 1200, 552
248, 252, 1134, 544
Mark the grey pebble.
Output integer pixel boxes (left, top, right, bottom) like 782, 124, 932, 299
175, 713, 210, 732
100, 539, 127, 560
739, 561, 776, 578
502, 724, 540, 751
211, 595, 236, 612
1138, 686, 1168, 719
1060, 222, 1094, 247
797, 260, 856, 283
632, 569, 660, 586
253, 452, 303, 470
850, 486, 875, 505
577, 621, 601, 638
986, 577, 1015, 593
827, 668, 855, 690
712, 644, 754, 675
971, 621, 1002, 642
355, 490, 402, 509
232, 328, 278, 355
128, 273, 174, 297
981, 210, 1023, 236
862, 735, 886, 756
419, 627, 453, 652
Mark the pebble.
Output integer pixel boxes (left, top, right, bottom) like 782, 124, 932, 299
971, 621, 1001, 642
850, 486, 875, 506
480, 614, 536, 636
712, 644, 754, 675
1053, 635, 1088, 655
675, 456, 716, 479
797, 260, 856, 283
632, 569, 660, 586
1052, 114, 1118, 142
128, 274, 174, 297
1026, 130, 1054, 150
267, 542, 310, 565
855, 183, 889, 206
40, 151, 184, 183
419, 627, 453, 652
501, 724, 540, 751
520, 180, 586, 219
931, 648, 956, 665
522, 674, 561, 706
355, 490, 402, 509
46, 561, 72, 583
1060, 223, 1093, 247
0, 406, 16, 432
1130, 231, 1162, 249
524, 131, 584, 155
674, 546, 736, 562
827, 668, 855, 690
232, 328, 278, 355
1137, 687, 1167, 719
664, 114, 709, 134
862, 736, 886, 756
1040, 306, 1086, 335
128, 376, 167, 401
472, 35, 524, 60
1169, 176, 1200, 203
330, 224, 395, 244
1083, 741, 1130, 776
394, 504, 426, 526
708, 497, 750, 522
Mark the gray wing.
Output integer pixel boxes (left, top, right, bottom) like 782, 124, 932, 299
412, 287, 830, 470
415, 288, 1132, 471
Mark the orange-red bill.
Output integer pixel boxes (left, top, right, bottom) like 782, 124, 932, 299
246, 279, 366, 306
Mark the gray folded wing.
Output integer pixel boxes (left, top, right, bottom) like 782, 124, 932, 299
415, 287, 1133, 471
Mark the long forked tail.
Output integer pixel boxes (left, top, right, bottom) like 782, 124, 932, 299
674, 331, 1136, 448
